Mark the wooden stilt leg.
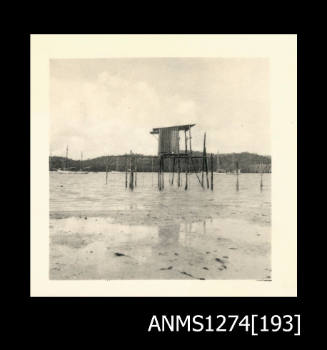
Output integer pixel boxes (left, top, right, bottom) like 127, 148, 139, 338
161, 157, 164, 190
205, 156, 209, 189
171, 157, 175, 185
130, 170, 134, 190
158, 156, 161, 190
210, 153, 213, 190
177, 158, 181, 187
185, 157, 188, 190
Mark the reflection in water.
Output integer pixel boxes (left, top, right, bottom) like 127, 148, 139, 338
183, 220, 207, 235
50, 213, 271, 280
157, 219, 209, 249
158, 223, 180, 245
184, 222, 193, 235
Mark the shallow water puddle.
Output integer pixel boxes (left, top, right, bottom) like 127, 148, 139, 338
50, 215, 270, 280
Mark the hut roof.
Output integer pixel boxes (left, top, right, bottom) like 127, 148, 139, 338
150, 124, 195, 135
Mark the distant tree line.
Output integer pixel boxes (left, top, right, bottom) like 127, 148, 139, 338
49, 152, 271, 173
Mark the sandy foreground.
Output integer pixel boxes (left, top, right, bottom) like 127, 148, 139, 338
50, 202, 271, 280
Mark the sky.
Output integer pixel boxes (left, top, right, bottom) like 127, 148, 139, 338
50, 58, 270, 159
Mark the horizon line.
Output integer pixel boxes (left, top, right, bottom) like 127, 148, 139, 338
49, 151, 272, 160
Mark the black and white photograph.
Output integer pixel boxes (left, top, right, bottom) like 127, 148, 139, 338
49, 57, 271, 281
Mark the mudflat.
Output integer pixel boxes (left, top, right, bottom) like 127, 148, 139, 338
50, 172, 271, 280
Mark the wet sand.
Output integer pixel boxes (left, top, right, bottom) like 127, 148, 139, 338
50, 172, 271, 280
50, 215, 271, 280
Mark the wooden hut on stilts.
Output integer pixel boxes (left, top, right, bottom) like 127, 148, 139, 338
150, 124, 213, 191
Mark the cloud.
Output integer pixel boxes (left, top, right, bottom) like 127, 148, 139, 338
50, 58, 270, 159
51, 70, 201, 158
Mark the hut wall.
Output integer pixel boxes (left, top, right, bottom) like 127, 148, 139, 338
158, 127, 179, 155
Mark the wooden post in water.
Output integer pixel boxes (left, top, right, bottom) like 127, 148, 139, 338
260, 162, 263, 191
158, 156, 161, 190
236, 160, 239, 191
210, 153, 214, 190
201, 134, 205, 188
205, 158, 209, 189
130, 171, 134, 190
135, 157, 137, 187
168, 158, 171, 185
187, 125, 192, 190
125, 155, 128, 188
188, 156, 191, 189
203, 132, 209, 189
185, 157, 188, 190
161, 157, 165, 190
177, 157, 181, 187
129, 151, 134, 190
201, 160, 204, 188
